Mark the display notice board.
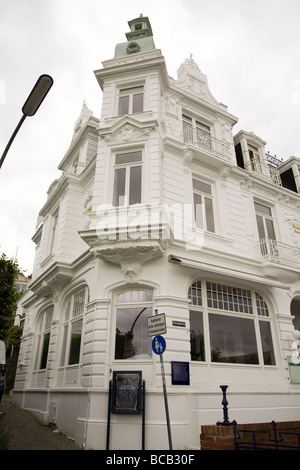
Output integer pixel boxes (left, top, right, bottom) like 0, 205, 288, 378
171, 361, 190, 385
106, 371, 145, 450
112, 371, 142, 414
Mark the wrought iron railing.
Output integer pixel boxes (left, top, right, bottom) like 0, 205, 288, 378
234, 421, 300, 450
182, 127, 231, 161
245, 158, 282, 185
256, 237, 300, 269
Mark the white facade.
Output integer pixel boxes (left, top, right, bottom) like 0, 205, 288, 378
14, 16, 300, 450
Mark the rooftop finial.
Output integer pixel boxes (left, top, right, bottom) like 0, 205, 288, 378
182, 54, 201, 72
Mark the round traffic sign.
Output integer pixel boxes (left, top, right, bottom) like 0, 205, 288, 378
152, 335, 166, 355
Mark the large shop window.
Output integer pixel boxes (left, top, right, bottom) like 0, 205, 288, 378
113, 151, 142, 206
60, 287, 88, 366
188, 281, 276, 366
34, 308, 53, 370
115, 289, 153, 360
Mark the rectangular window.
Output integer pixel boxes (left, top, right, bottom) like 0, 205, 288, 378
69, 319, 83, 365
209, 313, 259, 364
115, 307, 152, 359
190, 310, 205, 361
183, 115, 211, 148
40, 333, 50, 369
193, 179, 215, 232
255, 202, 276, 257
248, 145, 261, 172
259, 321, 276, 365
183, 115, 193, 143
118, 86, 144, 115
113, 151, 142, 206
60, 289, 86, 368
49, 210, 59, 254
206, 282, 253, 314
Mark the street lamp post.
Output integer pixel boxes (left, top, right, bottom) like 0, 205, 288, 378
0, 74, 53, 169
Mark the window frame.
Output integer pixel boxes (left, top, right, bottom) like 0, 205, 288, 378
60, 287, 88, 368
188, 280, 276, 367
34, 308, 53, 371
112, 150, 143, 207
182, 114, 211, 147
118, 85, 144, 116
192, 178, 215, 232
114, 289, 153, 361
47, 207, 59, 256
254, 202, 276, 241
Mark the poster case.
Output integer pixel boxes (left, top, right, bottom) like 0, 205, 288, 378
112, 371, 143, 414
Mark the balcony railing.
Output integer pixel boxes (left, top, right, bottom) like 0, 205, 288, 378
256, 237, 300, 269
183, 128, 231, 161
245, 155, 282, 186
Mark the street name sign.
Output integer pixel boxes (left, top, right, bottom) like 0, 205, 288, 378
147, 313, 166, 337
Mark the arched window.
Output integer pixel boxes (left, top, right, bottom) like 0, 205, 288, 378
291, 297, 300, 331
34, 308, 53, 370
115, 289, 153, 360
60, 287, 89, 366
188, 281, 275, 366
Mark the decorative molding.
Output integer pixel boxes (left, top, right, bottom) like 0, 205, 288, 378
100, 118, 157, 145
181, 54, 201, 72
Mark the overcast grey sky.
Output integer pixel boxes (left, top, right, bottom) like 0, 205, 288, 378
1, 0, 300, 273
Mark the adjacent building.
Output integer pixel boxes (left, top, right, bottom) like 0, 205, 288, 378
14, 16, 300, 450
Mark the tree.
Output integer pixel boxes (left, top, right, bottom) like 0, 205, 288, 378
0, 253, 23, 342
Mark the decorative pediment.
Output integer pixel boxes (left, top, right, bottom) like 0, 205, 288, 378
175, 55, 224, 109
100, 116, 157, 144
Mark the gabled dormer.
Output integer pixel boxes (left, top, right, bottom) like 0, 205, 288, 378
167, 55, 238, 165
234, 130, 281, 185
58, 102, 99, 175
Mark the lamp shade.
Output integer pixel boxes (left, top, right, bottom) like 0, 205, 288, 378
22, 74, 53, 116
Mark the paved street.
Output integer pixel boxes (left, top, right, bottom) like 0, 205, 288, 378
0, 394, 82, 450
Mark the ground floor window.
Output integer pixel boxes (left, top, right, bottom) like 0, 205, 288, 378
115, 289, 153, 360
34, 308, 53, 370
188, 281, 276, 366
60, 287, 88, 366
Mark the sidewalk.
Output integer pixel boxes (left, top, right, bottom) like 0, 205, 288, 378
0, 394, 82, 450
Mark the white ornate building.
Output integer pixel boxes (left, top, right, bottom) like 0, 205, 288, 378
15, 16, 300, 450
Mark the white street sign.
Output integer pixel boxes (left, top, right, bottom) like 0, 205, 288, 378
147, 313, 166, 337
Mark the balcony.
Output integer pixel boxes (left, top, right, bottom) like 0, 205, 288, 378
245, 155, 282, 186
182, 127, 232, 163
255, 237, 300, 282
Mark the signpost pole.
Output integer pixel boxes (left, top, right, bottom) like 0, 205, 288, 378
159, 353, 173, 450
152, 309, 173, 450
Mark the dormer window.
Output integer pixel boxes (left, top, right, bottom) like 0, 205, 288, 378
118, 86, 144, 115
248, 144, 261, 172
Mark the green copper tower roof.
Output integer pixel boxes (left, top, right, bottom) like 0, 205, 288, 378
114, 15, 156, 58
